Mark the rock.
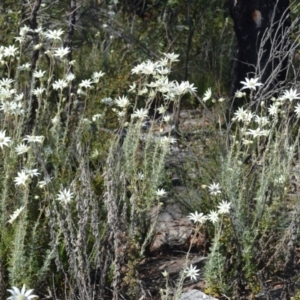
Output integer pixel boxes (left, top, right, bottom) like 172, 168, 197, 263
180, 289, 219, 300
149, 204, 193, 252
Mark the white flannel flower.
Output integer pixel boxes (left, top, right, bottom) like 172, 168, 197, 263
92, 114, 102, 121
23, 168, 40, 178
131, 63, 144, 74
188, 211, 207, 224
128, 83, 136, 92
0, 130, 11, 149
235, 90, 246, 98
57, 188, 74, 204
268, 104, 279, 116
283, 88, 300, 101
54, 46, 70, 58
19, 25, 31, 37
254, 116, 269, 127
208, 182, 221, 196
208, 210, 219, 223
23, 135, 44, 144
155, 188, 167, 197
233, 107, 253, 123
8, 206, 25, 224
295, 103, 300, 118
132, 108, 149, 119
246, 128, 269, 138
141, 60, 157, 75
38, 176, 52, 188
45, 29, 64, 40
136, 172, 144, 180
79, 79, 93, 89
65, 72, 75, 82
203, 88, 212, 102
217, 200, 231, 214
163, 52, 179, 62
3, 45, 18, 57
92, 71, 105, 82
15, 143, 30, 155
0, 78, 14, 88
53, 79, 68, 90
7, 284, 37, 300
157, 105, 167, 114
32, 87, 45, 96
240, 77, 263, 91
18, 63, 31, 71
14, 93, 24, 101
14, 171, 30, 186
184, 265, 200, 281
33, 69, 46, 78
163, 115, 171, 122
115, 96, 130, 108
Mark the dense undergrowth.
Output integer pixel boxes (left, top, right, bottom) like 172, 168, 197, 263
1, 1, 300, 300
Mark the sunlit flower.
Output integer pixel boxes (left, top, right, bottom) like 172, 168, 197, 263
157, 105, 167, 114
295, 103, 300, 118
101, 97, 114, 106
37, 176, 52, 188
268, 104, 279, 116
57, 188, 74, 204
173, 81, 196, 95
65, 72, 75, 82
246, 128, 269, 138
235, 90, 246, 98
14, 171, 30, 186
217, 200, 231, 214
23, 135, 44, 144
23, 168, 40, 178
115, 96, 129, 108
0, 130, 11, 149
19, 25, 31, 37
163, 52, 179, 62
8, 206, 25, 224
15, 143, 30, 155
53, 79, 68, 90
132, 108, 148, 119
92, 114, 102, 121
184, 265, 200, 281
14, 93, 24, 101
207, 210, 219, 223
203, 88, 212, 102
188, 211, 207, 224
92, 71, 105, 82
208, 182, 221, 196
240, 77, 263, 91
128, 83, 136, 92
32, 87, 45, 96
3, 45, 18, 57
33, 69, 46, 78
54, 46, 70, 58
283, 88, 300, 101
79, 79, 93, 89
0, 78, 14, 88
254, 116, 269, 127
141, 60, 157, 75
136, 172, 144, 180
45, 29, 64, 40
163, 115, 171, 122
233, 107, 253, 123
18, 63, 31, 71
7, 284, 37, 300
155, 188, 167, 197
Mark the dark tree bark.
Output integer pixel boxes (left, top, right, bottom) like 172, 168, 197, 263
229, 0, 291, 101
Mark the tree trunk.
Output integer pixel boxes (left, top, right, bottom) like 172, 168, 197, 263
229, 0, 291, 100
